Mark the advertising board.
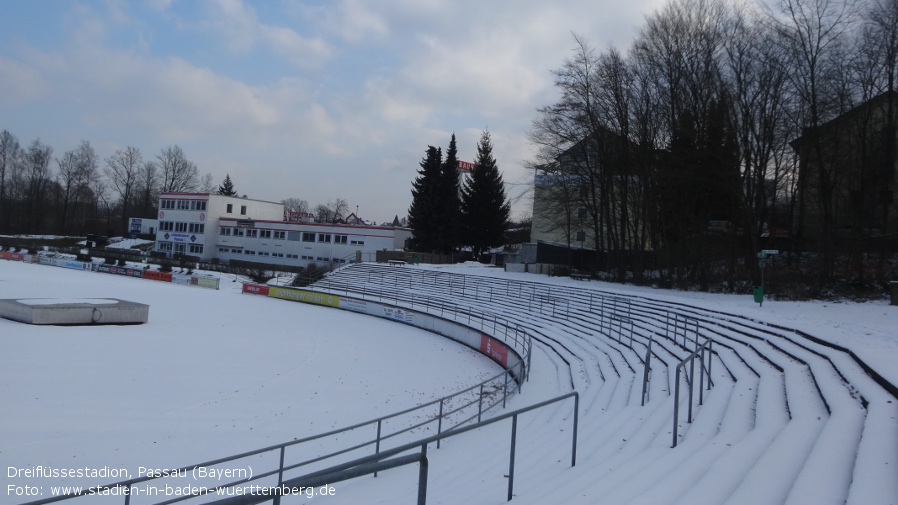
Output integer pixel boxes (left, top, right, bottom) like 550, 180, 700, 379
268, 287, 339, 308
242, 284, 270, 296
96, 264, 144, 278
480, 335, 509, 368
143, 270, 173, 282
191, 277, 219, 290
0, 252, 25, 261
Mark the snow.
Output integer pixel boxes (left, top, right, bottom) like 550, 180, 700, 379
1, 258, 897, 505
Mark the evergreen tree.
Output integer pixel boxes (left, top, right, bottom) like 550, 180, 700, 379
460, 130, 511, 257
437, 133, 461, 254
217, 174, 237, 196
408, 146, 443, 252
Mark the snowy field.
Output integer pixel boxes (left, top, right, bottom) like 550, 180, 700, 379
1, 258, 897, 505
0, 260, 501, 505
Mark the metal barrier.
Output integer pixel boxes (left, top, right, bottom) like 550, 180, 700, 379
672, 337, 714, 448
202, 392, 579, 505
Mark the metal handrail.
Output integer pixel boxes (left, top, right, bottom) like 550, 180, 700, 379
204, 391, 579, 505
672, 337, 714, 448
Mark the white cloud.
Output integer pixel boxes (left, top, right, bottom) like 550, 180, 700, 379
198, 0, 332, 70
333, 0, 390, 42
0, 0, 671, 222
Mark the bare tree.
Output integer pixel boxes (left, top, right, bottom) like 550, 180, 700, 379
105, 146, 142, 232
157, 145, 199, 193
282, 197, 310, 215
56, 141, 98, 234
0, 130, 21, 232
136, 161, 160, 218
24, 139, 53, 232
199, 172, 215, 193
773, 0, 859, 280
315, 198, 349, 223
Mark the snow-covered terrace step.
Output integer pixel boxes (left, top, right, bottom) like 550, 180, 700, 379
316, 264, 896, 503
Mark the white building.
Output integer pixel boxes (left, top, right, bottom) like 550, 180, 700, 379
129, 217, 158, 236
153, 192, 411, 267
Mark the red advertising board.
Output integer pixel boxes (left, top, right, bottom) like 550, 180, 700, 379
480, 335, 509, 368
143, 270, 173, 282
242, 283, 270, 296
0, 251, 24, 261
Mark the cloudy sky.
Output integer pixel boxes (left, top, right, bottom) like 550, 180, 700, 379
0, 0, 666, 224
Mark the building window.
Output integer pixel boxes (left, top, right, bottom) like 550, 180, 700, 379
240, 205, 247, 215
189, 223, 205, 234
188, 244, 204, 254
234, 229, 244, 237
350, 238, 365, 245
334, 235, 348, 244
259, 230, 272, 239
161, 200, 174, 209
175, 222, 188, 232
177, 200, 190, 210
190, 201, 207, 211
576, 230, 586, 242
246, 229, 258, 238
302, 232, 315, 242
220, 227, 231, 236
318, 233, 331, 243
578, 207, 587, 220
226, 204, 233, 213
160, 221, 174, 231
158, 242, 173, 251
274, 231, 286, 240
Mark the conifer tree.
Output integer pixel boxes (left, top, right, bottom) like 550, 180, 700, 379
217, 174, 237, 196
437, 133, 461, 254
408, 146, 442, 252
461, 130, 511, 257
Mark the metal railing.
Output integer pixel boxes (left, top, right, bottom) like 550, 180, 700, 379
672, 337, 714, 448
201, 391, 579, 505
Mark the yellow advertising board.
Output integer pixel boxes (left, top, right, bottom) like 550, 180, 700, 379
268, 287, 340, 308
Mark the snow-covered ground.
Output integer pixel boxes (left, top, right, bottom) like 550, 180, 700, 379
1, 258, 896, 505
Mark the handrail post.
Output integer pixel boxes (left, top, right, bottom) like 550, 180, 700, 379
437, 400, 444, 449
571, 393, 579, 467
503, 371, 508, 408
478, 384, 484, 423
417, 444, 428, 505
688, 352, 695, 423
508, 414, 518, 501
641, 337, 653, 406
708, 340, 713, 391
673, 364, 682, 448
699, 346, 706, 406
273, 445, 286, 504
374, 419, 383, 477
